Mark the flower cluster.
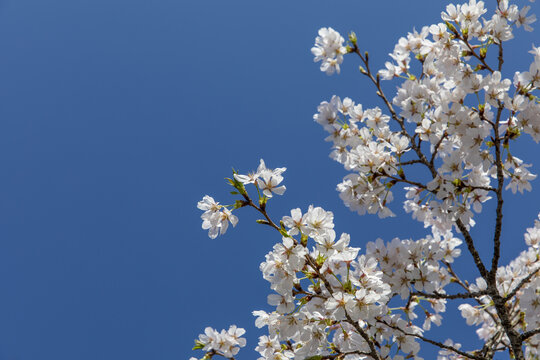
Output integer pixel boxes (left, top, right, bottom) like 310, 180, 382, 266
314, 95, 405, 219
249, 203, 472, 359
197, 195, 238, 239
313, 0, 539, 237
311, 27, 347, 75
197, 159, 286, 239
190, 325, 246, 359
234, 159, 286, 198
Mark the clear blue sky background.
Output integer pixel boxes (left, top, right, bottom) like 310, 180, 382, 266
0, 0, 538, 359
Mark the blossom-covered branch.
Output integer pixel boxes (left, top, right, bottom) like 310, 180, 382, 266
192, 1, 540, 359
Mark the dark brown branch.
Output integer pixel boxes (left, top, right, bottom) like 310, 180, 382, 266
453, 32, 495, 73
490, 293, 525, 360
385, 175, 427, 189
430, 132, 448, 166
455, 219, 489, 279
489, 105, 505, 286
378, 319, 488, 360
399, 159, 423, 166
521, 327, 540, 341
497, 41, 504, 72
240, 191, 289, 235
411, 289, 488, 300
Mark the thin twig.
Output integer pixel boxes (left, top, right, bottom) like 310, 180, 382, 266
378, 319, 488, 360
411, 289, 488, 300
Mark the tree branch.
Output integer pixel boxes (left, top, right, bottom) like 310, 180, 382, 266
411, 289, 488, 300
521, 327, 540, 341
378, 319, 488, 360
489, 105, 505, 285
455, 219, 489, 279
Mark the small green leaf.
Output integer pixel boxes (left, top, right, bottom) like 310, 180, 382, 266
479, 47, 487, 58
343, 279, 353, 293
473, 64, 485, 72
348, 31, 357, 45
192, 340, 205, 350
301, 233, 308, 247
316, 253, 326, 267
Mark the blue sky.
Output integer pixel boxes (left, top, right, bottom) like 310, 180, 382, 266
0, 0, 538, 359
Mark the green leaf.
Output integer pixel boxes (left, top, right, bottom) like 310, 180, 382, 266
479, 47, 487, 58
192, 340, 205, 350
301, 233, 308, 247
316, 253, 326, 267
473, 64, 485, 72
445, 21, 457, 33
348, 31, 357, 45
343, 279, 353, 293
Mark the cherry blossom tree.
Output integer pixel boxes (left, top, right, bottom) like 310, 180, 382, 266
191, 1, 540, 359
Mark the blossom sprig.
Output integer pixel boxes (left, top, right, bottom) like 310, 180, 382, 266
190, 325, 246, 360
232, 159, 287, 200
198, 159, 287, 239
